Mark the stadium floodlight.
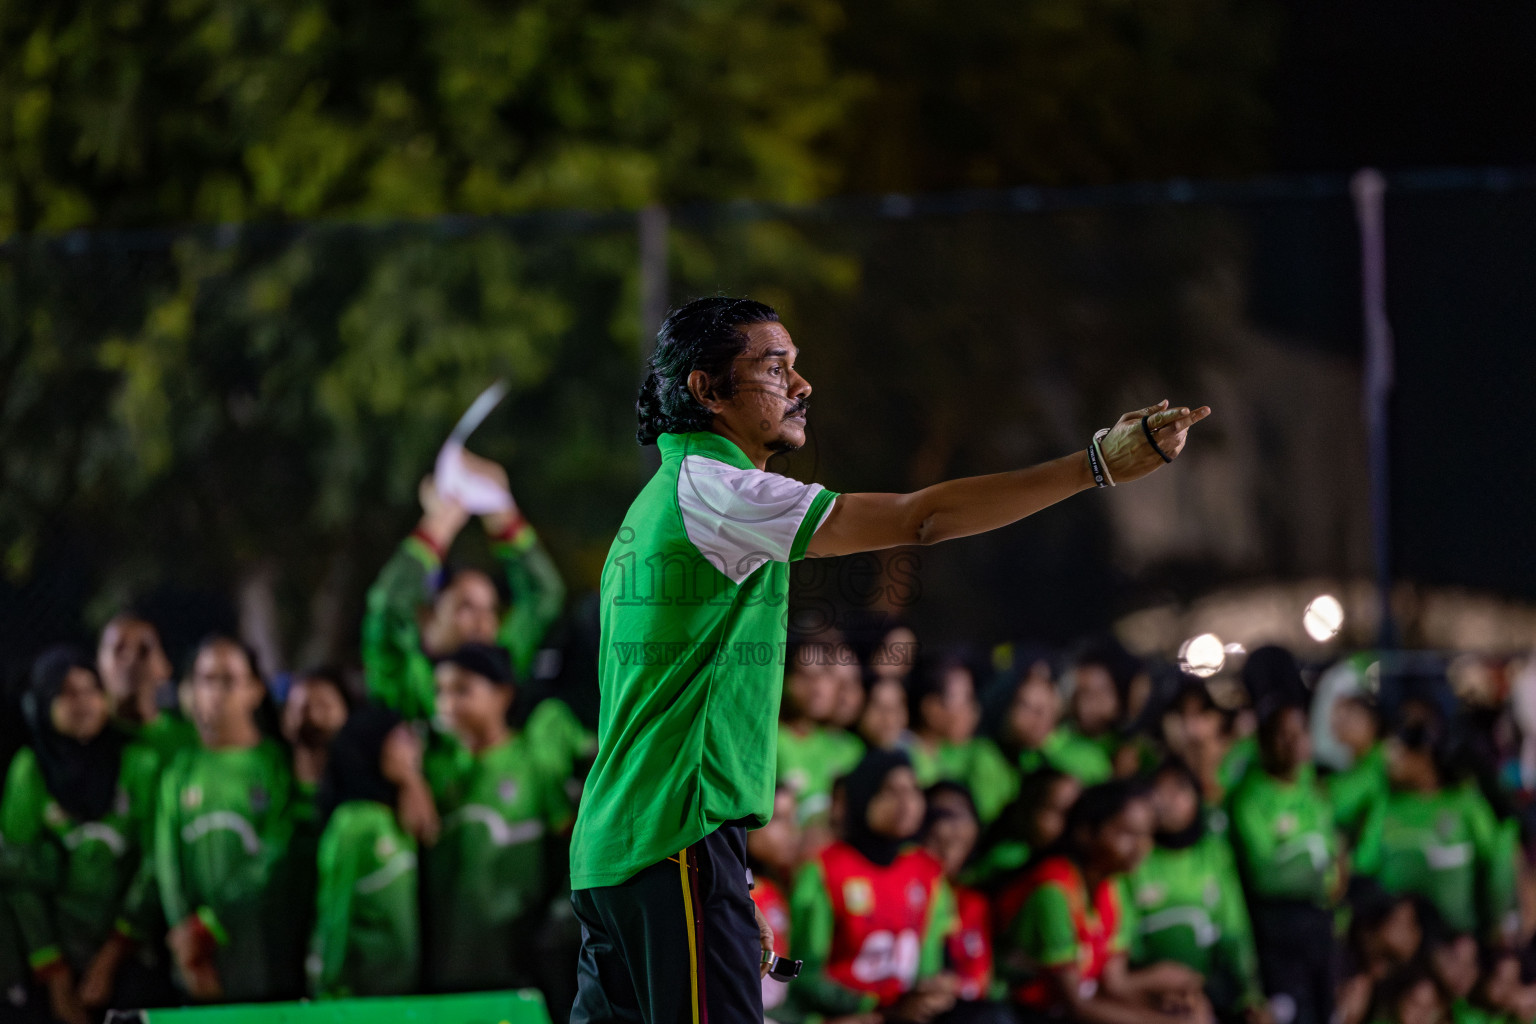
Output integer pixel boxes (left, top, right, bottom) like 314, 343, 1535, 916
1179, 633, 1226, 678
1303, 594, 1345, 643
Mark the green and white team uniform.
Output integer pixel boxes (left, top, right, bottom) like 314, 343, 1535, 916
0, 743, 158, 977
307, 801, 419, 998
777, 725, 863, 825
1354, 782, 1517, 937
1123, 830, 1263, 1012
151, 740, 294, 1001
1326, 743, 1388, 852
424, 732, 574, 991
1226, 763, 1337, 906
909, 736, 1019, 823
570, 430, 838, 889
361, 518, 566, 722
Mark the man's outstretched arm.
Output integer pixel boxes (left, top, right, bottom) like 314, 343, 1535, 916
806, 401, 1209, 558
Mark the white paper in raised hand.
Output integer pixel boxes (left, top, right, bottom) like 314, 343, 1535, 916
435, 380, 515, 514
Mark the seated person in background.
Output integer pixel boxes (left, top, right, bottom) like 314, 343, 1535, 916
921, 782, 998, 1007
1459, 946, 1536, 1024
362, 458, 565, 723
968, 768, 1081, 888
96, 612, 197, 760
1123, 759, 1264, 1021
1161, 683, 1236, 809
1, 648, 159, 1024
993, 660, 1113, 786
424, 642, 573, 993
1062, 645, 1132, 768
859, 672, 911, 754
307, 706, 437, 999
1334, 887, 1425, 1024
749, 786, 801, 1022
1227, 702, 1339, 1024
994, 779, 1209, 1024
1421, 914, 1479, 1023
830, 647, 870, 734
146, 636, 295, 1003
787, 750, 958, 1024
1355, 715, 1519, 943
1326, 694, 1387, 852
907, 654, 1017, 824
778, 635, 864, 830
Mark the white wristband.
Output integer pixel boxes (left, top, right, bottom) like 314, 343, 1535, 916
1092, 429, 1116, 486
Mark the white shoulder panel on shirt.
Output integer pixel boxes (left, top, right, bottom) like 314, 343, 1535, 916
676, 454, 833, 584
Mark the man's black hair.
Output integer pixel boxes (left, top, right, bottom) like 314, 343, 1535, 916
635, 296, 781, 445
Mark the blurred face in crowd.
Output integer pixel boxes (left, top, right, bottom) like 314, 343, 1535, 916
1386, 735, 1443, 792
1071, 663, 1121, 738
1395, 978, 1448, 1024
859, 678, 908, 750
380, 724, 425, 787
1371, 901, 1422, 967
1332, 698, 1379, 756
829, 651, 866, 730
1150, 767, 1200, 836
1430, 935, 1479, 1002
1031, 776, 1082, 849
97, 615, 172, 707
51, 667, 111, 742
1261, 707, 1312, 778
873, 626, 917, 681
749, 789, 802, 878
785, 649, 839, 724
1086, 796, 1154, 876
866, 766, 926, 840
1008, 669, 1059, 750
282, 676, 350, 749
1480, 955, 1523, 1017
190, 641, 265, 740
424, 570, 500, 654
922, 666, 980, 744
434, 661, 512, 749
1164, 691, 1225, 755
923, 788, 980, 877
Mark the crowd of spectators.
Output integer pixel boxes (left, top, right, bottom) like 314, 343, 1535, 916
3, 459, 1536, 1024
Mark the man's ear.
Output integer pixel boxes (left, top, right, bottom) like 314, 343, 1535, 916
687, 369, 720, 411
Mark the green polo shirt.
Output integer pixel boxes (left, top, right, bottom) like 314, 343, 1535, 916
569, 431, 839, 889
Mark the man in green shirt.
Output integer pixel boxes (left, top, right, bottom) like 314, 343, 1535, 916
362, 451, 566, 723
569, 295, 1209, 1024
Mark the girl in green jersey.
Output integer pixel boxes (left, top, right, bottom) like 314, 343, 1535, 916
308, 705, 435, 998
1124, 759, 1262, 1017
1356, 716, 1517, 941
0, 648, 155, 1024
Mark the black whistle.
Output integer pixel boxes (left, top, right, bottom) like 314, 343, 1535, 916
767, 955, 803, 982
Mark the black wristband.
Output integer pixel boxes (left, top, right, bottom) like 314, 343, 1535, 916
1086, 439, 1110, 488
1140, 414, 1173, 463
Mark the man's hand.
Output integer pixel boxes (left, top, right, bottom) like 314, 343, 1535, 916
1099, 400, 1211, 484
418, 474, 471, 551
754, 901, 775, 978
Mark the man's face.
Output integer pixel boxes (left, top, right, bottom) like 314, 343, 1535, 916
705, 322, 812, 456
282, 678, 350, 749
190, 642, 264, 737
97, 617, 171, 705
428, 571, 500, 652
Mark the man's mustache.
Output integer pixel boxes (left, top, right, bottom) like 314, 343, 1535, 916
784, 398, 810, 419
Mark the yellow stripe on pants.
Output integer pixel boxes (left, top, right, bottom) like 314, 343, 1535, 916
678, 849, 701, 1024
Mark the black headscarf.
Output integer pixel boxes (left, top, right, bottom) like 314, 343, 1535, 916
23, 646, 127, 822
842, 748, 918, 868
318, 705, 404, 821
